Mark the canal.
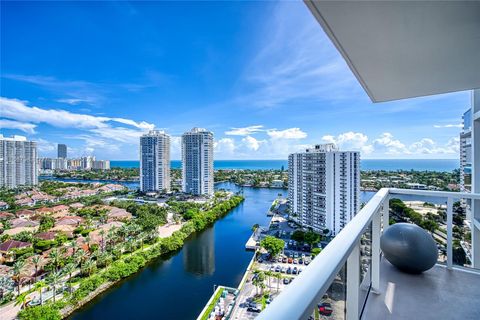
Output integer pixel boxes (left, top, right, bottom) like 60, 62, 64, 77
68, 182, 276, 320
57, 179, 447, 320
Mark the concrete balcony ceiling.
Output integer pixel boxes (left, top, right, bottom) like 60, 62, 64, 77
305, 0, 480, 102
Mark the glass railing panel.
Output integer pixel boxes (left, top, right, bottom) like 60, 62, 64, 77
359, 221, 372, 314
310, 263, 346, 320
453, 197, 477, 271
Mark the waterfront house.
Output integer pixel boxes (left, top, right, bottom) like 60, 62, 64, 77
0, 240, 32, 262
35, 231, 57, 241
55, 216, 85, 227
0, 201, 8, 210
107, 207, 132, 222
11, 218, 39, 229
0, 211, 15, 220
69, 202, 85, 209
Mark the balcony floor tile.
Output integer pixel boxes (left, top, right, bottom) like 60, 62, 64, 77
362, 259, 480, 320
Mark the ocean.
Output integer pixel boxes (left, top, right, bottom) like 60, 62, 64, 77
111, 159, 459, 172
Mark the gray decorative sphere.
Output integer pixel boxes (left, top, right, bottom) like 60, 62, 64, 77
380, 223, 438, 274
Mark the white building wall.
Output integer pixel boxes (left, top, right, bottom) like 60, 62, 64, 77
0, 135, 38, 188
182, 128, 214, 196
288, 144, 360, 235
140, 131, 171, 192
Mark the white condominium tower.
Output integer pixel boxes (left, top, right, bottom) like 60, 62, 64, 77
460, 108, 472, 192
0, 135, 38, 188
288, 143, 360, 235
140, 130, 171, 192
182, 128, 214, 196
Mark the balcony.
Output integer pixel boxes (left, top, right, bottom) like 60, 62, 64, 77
258, 188, 480, 320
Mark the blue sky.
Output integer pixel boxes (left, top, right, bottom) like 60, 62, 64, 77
0, 1, 471, 160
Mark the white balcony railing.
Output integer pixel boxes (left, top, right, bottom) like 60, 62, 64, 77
257, 188, 480, 320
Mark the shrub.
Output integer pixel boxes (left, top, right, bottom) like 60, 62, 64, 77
18, 304, 61, 320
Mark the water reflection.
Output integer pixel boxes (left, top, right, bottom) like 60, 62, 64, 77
183, 228, 215, 276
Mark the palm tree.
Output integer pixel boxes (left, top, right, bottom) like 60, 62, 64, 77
99, 229, 106, 253
81, 259, 96, 277
13, 259, 26, 295
33, 280, 46, 305
252, 270, 265, 296
63, 263, 76, 293
46, 270, 61, 303
49, 248, 60, 272
75, 249, 87, 270
273, 272, 282, 292
68, 240, 78, 256
264, 270, 273, 290
31, 255, 42, 283
15, 292, 29, 309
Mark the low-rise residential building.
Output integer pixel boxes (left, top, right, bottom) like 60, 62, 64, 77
55, 216, 85, 227
0, 240, 32, 261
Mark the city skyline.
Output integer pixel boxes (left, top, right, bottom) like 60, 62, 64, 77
0, 1, 469, 161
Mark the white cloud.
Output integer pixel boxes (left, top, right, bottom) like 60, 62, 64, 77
225, 125, 264, 136
241, 136, 264, 151
36, 138, 56, 153
322, 131, 374, 154
267, 128, 307, 139
322, 131, 460, 157
214, 138, 236, 155
0, 97, 155, 158
0, 119, 37, 134
433, 124, 463, 128
56, 98, 90, 105
372, 133, 410, 155
0, 97, 153, 132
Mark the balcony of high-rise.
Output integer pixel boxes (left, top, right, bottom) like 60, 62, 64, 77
257, 1, 480, 319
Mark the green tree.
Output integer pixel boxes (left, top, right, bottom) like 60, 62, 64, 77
304, 231, 321, 246
31, 255, 42, 283
39, 216, 55, 232
252, 270, 265, 296
46, 270, 62, 303
311, 247, 322, 257
18, 304, 61, 320
13, 259, 26, 295
33, 280, 46, 305
260, 236, 285, 258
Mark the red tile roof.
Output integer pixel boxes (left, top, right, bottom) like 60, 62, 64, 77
0, 240, 31, 252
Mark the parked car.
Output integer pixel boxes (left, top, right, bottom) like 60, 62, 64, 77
282, 257, 287, 263
318, 303, 333, 316
299, 258, 303, 264
293, 259, 298, 264
304, 259, 310, 266
281, 267, 287, 273
298, 268, 303, 274
292, 267, 298, 274
278, 256, 283, 262
275, 265, 281, 272
248, 306, 262, 313
287, 267, 292, 274
288, 258, 293, 264
283, 278, 290, 284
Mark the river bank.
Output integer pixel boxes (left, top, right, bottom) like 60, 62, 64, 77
66, 182, 273, 320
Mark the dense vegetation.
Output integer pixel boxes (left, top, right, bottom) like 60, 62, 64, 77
53, 168, 140, 181
389, 198, 440, 232
362, 169, 460, 191
16, 195, 244, 319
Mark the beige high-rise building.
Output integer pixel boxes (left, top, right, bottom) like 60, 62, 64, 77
0, 135, 38, 188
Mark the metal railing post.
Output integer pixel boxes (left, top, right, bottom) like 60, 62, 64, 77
346, 241, 360, 320
371, 208, 381, 293
382, 195, 389, 230
447, 197, 453, 269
